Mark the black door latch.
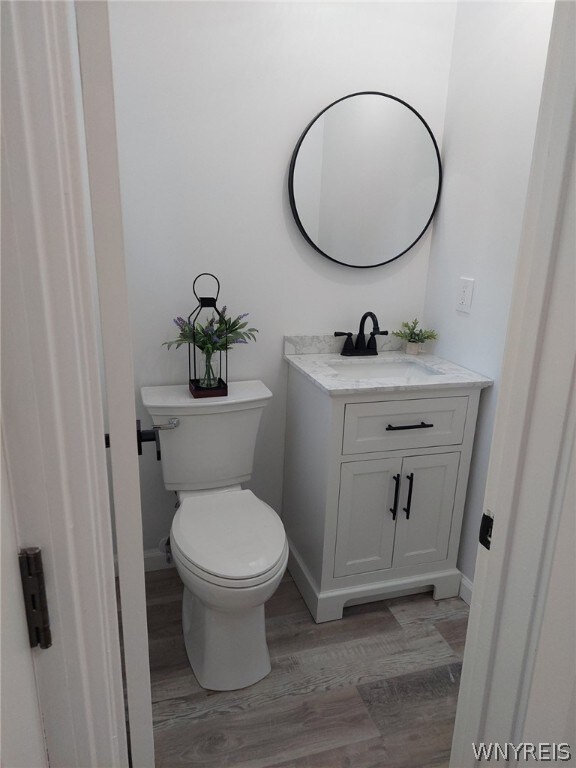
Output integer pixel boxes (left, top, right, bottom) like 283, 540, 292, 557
479, 513, 494, 550
104, 419, 160, 460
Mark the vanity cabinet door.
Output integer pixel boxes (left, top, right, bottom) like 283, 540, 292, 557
392, 452, 460, 569
334, 458, 402, 577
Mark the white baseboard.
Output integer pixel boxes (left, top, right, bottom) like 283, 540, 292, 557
143, 548, 175, 572
459, 574, 473, 605
114, 548, 174, 577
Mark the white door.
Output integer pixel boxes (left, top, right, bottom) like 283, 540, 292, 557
392, 452, 459, 568
335, 458, 402, 576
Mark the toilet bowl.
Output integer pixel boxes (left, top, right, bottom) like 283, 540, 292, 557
171, 489, 287, 690
141, 381, 287, 691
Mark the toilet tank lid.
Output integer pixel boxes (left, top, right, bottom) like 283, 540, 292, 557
141, 380, 272, 415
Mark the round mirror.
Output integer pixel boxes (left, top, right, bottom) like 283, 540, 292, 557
288, 92, 442, 268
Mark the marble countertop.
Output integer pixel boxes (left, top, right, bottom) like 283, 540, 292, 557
284, 352, 493, 396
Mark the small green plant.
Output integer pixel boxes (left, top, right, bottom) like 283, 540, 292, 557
392, 318, 438, 344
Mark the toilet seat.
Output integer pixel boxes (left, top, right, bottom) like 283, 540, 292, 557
172, 538, 289, 589
171, 489, 287, 588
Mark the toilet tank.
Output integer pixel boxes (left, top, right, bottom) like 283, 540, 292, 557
141, 381, 272, 491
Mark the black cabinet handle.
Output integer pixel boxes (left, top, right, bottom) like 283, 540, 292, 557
389, 474, 400, 520
403, 473, 414, 519
386, 421, 434, 431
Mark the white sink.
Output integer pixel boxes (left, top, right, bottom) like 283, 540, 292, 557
327, 358, 442, 382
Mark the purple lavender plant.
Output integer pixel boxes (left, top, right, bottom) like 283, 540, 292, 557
163, 310, 258, 353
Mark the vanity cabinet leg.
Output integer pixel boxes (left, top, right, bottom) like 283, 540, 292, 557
432, 571, 462, 600
314, 596, 345, 623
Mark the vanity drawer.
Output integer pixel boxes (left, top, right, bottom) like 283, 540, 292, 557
342, 396, 468, 454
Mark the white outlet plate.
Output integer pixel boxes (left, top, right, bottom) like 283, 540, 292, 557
457, 277, 474, 313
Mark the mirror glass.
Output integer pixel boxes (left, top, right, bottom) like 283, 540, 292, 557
289, 92, 442, 268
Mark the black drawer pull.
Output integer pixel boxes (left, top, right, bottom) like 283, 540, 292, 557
386, 421, 434, 431
389, 474, 400, 521
403, 473, 414, 519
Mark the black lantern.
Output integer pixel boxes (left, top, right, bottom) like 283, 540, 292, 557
188, 273, 228, 398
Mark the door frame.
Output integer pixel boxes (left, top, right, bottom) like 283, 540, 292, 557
74, 3, 155, 764
450, 1, 575, 762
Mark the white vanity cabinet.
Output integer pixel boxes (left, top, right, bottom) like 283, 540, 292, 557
282, 354, 491, 623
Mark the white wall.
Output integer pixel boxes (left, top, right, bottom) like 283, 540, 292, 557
423, 1, 554, 582
108, 2, 457, 552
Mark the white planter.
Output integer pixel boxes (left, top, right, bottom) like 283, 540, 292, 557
405, 342, 420, 355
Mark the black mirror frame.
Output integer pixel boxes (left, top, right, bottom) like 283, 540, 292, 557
288, 91, 443, 269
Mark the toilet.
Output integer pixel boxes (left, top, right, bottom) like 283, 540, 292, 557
141, 380, 288, 691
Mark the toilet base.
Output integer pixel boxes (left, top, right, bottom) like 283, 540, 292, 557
182, 587, 271, 691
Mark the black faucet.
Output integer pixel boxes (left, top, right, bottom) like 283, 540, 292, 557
334, 312, 388, 356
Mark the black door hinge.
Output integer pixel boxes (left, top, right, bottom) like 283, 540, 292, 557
479, 513, 494, 550
18, 547, 52, 649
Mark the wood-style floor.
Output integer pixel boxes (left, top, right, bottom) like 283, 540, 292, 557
145, 568, 468, 768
